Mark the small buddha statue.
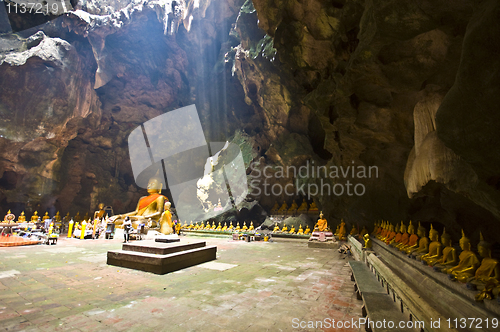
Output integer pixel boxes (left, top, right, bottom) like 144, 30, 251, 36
4, 210, 15, 223
54, 211, 62, 223
205, 222, 211, 230
159, 202, 173, 235
242, 222, 248, 231
334, 225, 340, 237
94, 203, 106, 220
211, 221, 216, 230
377, 221, 388, 240
83, 212, 90, 221
297, 199, 308, 213
281, 223, 288, 232
228, 222, 234, 230
384, 223, 398, 245
289, 225, 296, 234
42, 212, 50, 221
74, 212, 82, 223
64, 212, 71, 223
337, 219, 346, 241
371, 221, 379, 235
466, 233, 499, 291
182, 221, 188, 229
314, 211, 328, 232
445, 230, 480, 282
278, 201, 288, 214
350, 224, 358, 236
270, 201, 280, 214
222, 223, 228, 232
389, 221, 405, 246
380, 222, 391, 241
235, 222, 241, 231
216, 222, 222, 231
421, 225, 442, 264
249, 222, 254, 231
273, 223, 280, 232
287, 200, 298, 215
358, 225, 369, 241
407, 222, 428, 256
431, 228, 457, 269
397, 221, 416, 251
18, 211, 26, 223
308, 201, 318, 212
297, 225, 304, 235
31, 211, 39, 222
363, 234, 372, 250
112, 172, 167, 228
304, 225, 311, 235
188, 221, 194, 229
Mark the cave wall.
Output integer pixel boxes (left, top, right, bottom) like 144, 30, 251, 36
0, 0, 498, 244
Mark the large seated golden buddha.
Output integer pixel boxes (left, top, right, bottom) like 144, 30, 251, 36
112, 175, 167, 228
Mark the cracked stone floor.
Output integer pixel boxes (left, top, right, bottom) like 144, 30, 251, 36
0, 234, 362, 332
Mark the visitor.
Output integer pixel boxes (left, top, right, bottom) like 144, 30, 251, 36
123, 217, 132, 243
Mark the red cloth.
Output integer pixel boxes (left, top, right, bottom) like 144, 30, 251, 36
138, 193, 167, 210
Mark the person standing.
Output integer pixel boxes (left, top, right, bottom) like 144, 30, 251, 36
123, 217, 132, 243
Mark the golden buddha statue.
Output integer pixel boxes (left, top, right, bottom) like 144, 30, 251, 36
297, 224, 304, 235
358, 225, 369, 241
431, 229, 457, 269
406, 223, 428, 256
308, 201, 319, 212
222, 223, 228, 232
112, 173, 167, 228
235, 222, 241, 231
421, 225, 442, 264
94, 203, 106, 220
297, 199, 308, 213
188, 221, 194, 229
371, 221, 379, 235
216, 222, 222, 231
287, 200, 298, 215
54, 211, 62, 223
398, 221, 416, 251
281, 223, 288, 232
31, 211, 39, 222
228, 222, 233, 230
314, 212, 328, 232
289, 225, 296, 234
211, 221, 216, 230
277, 201, 288, 214
205, 222, 211, 230
350, 224, 358, 236
159, 202, 173, 235
249, 221, 254, 231
465, 233, 499, 289
337, 219, 346, 241
391, 221, 406, 247
377, 221, 387, 240
83, 212, 90, 221
242, 222, 248, 231
270, 201, 280, 214
445, 230, 480, 282
18, 211, 26, 223
380, 222, 391, 241
273, 223, 280, 232
74, 212, 82, 223
42, 212, 50, 221
384, 223, 398, 245
304, 225, 311, 235
363, 234, 372, 250
182, 221, 188, 229
334, 225, 340, 237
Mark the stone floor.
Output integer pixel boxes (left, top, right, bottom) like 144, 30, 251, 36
0, 234, 362, 332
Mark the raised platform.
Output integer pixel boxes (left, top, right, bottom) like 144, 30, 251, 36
307, 241, 338, 249
107, 240, 217, 274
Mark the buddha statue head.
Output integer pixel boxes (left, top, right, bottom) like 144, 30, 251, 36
319, 211, 324, 219
408, 221, 415, 234
441, 228, 451, 246
477, 232, 491, 258
429, 224, 439, 242
98, 203, 105, 210
459, 230, 471, 251
147, 175, 163, 195
394, 223, 400, 233
164, 201, 171, 211
417, 222, 426, 237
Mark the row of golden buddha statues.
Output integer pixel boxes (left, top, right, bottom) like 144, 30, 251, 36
182, 221, 254, 232
270, 199, 319, 215
372, 220, 499, 301
2, 210, 103, 224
